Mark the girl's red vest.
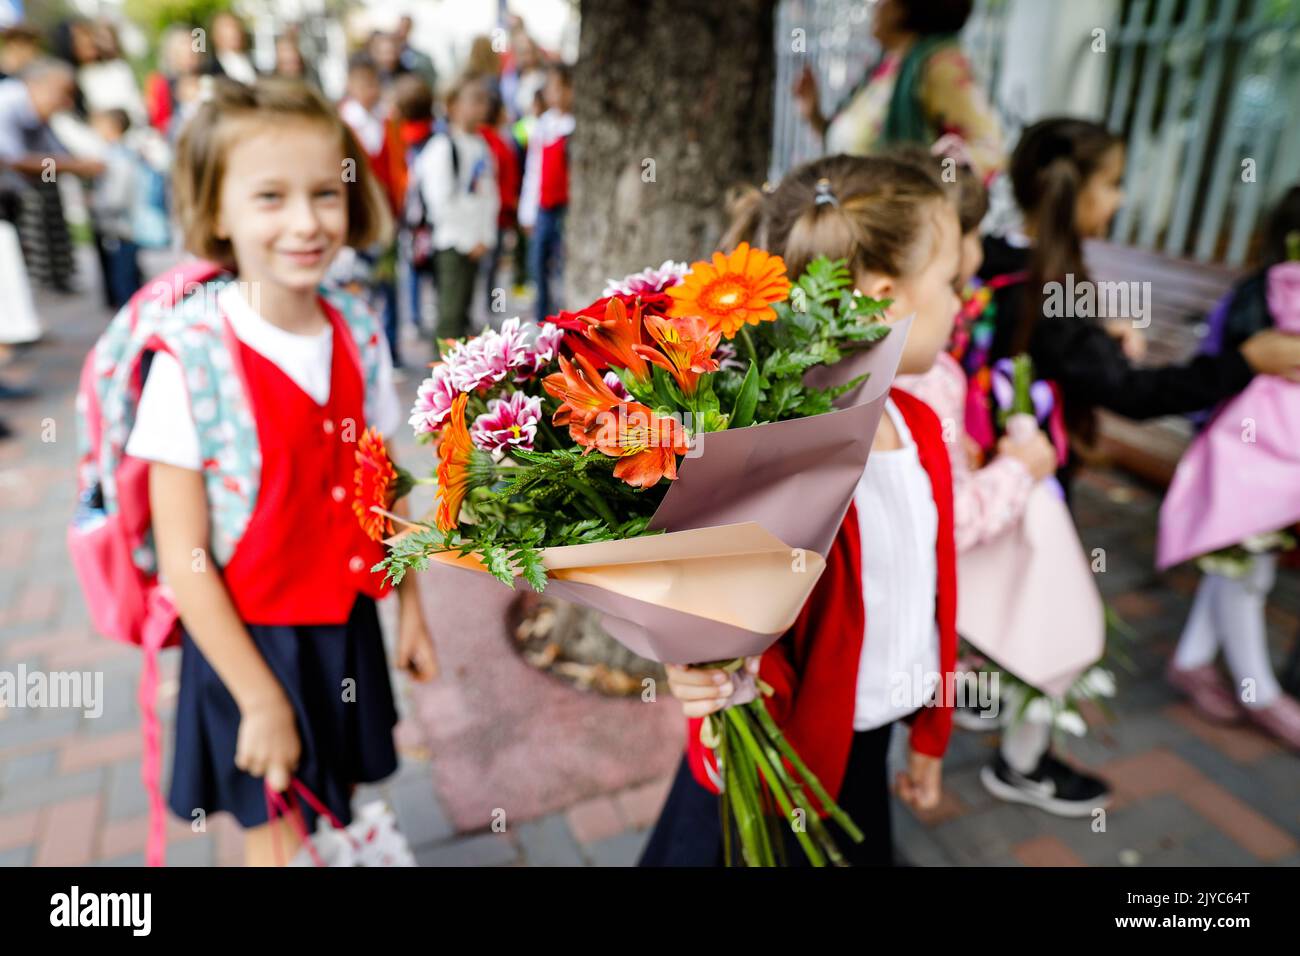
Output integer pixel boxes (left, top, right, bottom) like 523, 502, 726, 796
222, 299, 389, 624
685, 387, 958, 804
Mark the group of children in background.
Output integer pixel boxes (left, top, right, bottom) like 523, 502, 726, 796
337, 43, 574, 367
69, 37, 1300, 861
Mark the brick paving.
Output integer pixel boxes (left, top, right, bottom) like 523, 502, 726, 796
0, 249, 1297, 867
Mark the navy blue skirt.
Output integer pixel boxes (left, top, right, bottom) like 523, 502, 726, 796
168, 595, 400, 830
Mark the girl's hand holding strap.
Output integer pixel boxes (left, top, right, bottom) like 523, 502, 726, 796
148, 462, 301, 792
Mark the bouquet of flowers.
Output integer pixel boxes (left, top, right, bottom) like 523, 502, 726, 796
356, 244, 909, 866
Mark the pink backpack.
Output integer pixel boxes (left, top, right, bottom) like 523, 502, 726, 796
68, 259, 226, 866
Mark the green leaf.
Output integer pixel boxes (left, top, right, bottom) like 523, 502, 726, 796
730, 359, 761, 429
650, 361, 681, 411
512, 547, 549, 592
481, 545, 517, 588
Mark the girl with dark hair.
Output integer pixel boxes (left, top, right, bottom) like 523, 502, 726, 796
794, 0, 1003, 177
980, 118, 1300, 489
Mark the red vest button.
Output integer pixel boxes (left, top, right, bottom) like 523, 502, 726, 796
332, 485, 346, 502
349, 555, 366, 573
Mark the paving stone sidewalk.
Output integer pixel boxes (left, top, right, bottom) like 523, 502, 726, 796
0, 250, 1296, 867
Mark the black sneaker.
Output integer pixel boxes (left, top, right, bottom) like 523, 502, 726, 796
980, 752, 1112, 817
953, 701, 1003, 733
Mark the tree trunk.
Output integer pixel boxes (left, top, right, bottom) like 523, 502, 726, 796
566, 0, 777, 303
523, 0, 777, 689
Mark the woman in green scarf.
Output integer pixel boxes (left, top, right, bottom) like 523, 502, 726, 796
795, 0, 1004, 179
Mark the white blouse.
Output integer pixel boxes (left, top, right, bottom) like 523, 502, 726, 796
125, 284, 402, 471
853, 398, 941, 731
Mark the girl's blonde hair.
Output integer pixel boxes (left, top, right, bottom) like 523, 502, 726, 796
173, 77, 392, 267
721, 154, 949, 281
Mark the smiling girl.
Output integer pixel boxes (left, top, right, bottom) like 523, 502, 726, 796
122, 79, 437, 865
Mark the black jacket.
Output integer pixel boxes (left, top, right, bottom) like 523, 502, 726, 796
979, 236, 1255, 423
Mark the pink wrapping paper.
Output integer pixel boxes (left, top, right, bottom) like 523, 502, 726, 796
957, 483, 1105, 695
1158, 262, 1300, 569
649, 316, 911, 557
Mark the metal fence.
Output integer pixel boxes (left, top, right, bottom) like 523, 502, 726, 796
770, 0, 1300, 267
770, 0, 879, 181
1107, 0, 1300, 265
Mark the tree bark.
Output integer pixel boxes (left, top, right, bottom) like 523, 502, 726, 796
525, 0, 777, 688
566, 0, 777, 303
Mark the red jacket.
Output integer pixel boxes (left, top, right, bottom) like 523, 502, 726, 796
539, 133, 569, 210
480, 124, 521, 228
685, 387, 958, 805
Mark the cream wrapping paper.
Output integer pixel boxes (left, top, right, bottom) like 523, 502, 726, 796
420, 317, 912, 665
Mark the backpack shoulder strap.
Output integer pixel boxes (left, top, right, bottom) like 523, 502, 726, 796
446, 131, 461, 182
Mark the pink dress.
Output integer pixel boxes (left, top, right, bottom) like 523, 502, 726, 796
1158, 262, 1300, 569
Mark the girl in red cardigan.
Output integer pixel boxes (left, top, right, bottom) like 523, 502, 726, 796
640, 154, 962, 866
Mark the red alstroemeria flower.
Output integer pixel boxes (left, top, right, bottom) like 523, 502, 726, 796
589, 402, 691, 488
634, 313, 722, 396
545, 291, 672, 373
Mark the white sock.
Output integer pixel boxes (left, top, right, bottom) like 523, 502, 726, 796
1000, 711, 1051, 775
1173, 575, 1221, 669
1211, 556, 1283, 709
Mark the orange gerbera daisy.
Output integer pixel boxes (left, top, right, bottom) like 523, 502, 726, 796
434, 394, 495, 532
634, 313, 721, 396
353, 427, 399, 541
665, 242, 791, 337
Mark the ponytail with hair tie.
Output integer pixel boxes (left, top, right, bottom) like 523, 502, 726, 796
1008, 118, 1122, 353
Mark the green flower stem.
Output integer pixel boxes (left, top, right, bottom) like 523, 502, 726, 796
716, 714, 733, 866
563, 477, 619, 527
723, 715, 772, 865
749, 700, 864, 843
538, 417, 565, 451
739, 326, 760, 369
725, 707, 825, 867
747, 715, 834, 863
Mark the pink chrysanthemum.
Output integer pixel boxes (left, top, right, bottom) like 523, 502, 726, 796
445, 322, 528, 393
601, 260, 689, 298
519, 322, 565, 379
470, 391, 543, 456
409, 365, 459, 435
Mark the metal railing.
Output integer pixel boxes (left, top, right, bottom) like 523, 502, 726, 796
769, 0, 1299, 267
1107, 0, 1300, 265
